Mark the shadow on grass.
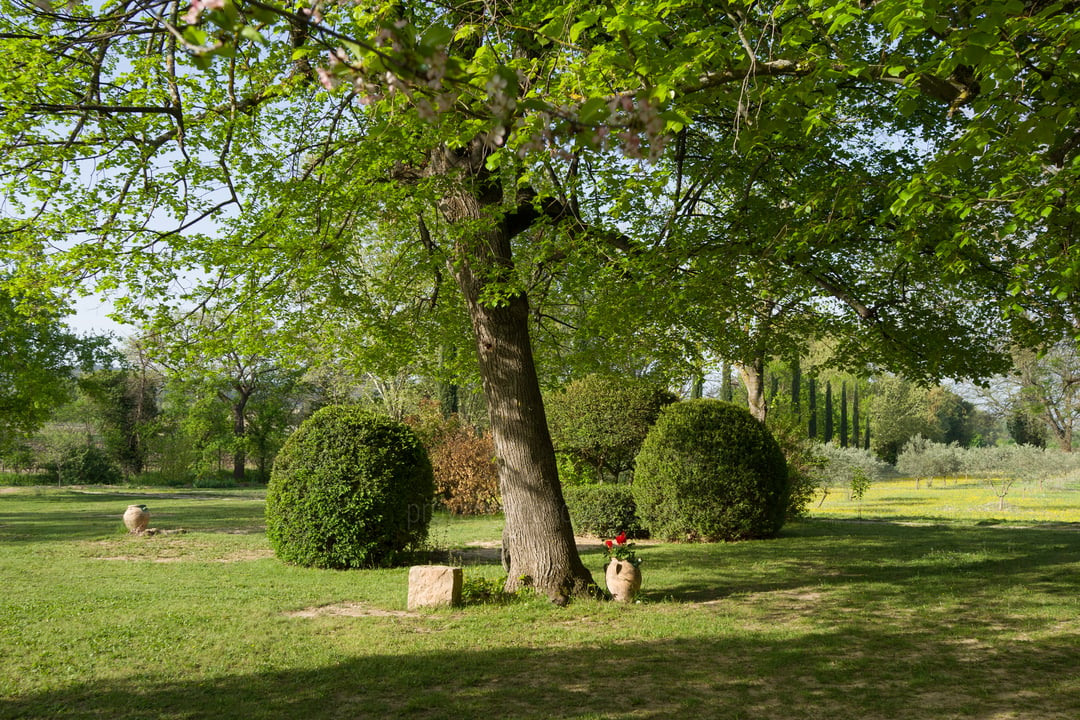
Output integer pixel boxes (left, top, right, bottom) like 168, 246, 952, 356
0, 490, 266, 543
4, 514, 1080, 719
639, 519, 1080, 604
3, 627, 1078, 720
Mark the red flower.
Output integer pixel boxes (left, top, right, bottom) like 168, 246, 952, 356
602, 533, 641, 567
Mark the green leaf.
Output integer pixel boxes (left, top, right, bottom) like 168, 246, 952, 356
421, 23, 453, 49
239, 25, 266, 44
182, 26, 209, 46
577, 96, 610, 125
570, 11, 599, 43
454, 24, 481, 42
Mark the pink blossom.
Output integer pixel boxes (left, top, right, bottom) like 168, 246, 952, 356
316, 67, 339, 91
183, 0, 224, 25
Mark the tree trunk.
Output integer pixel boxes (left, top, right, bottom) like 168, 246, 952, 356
438, 344, 459, 418
738, 357, 768, 422
231, 389, 250, 482
463, 291, 594, 602
434, 148, 595, 602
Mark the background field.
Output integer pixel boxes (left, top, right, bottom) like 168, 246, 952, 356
2, 482, 1079, 719
815, 475, 1080, 524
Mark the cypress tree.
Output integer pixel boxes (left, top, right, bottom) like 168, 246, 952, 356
840, 382, 848, 448
852, 384, 860, 448
722, 362, 733, 402
864, 414, 871, 451
824, 381, 834, 443
438, 381, 459, 417
791, 356, 801, 421
808, 376, 817, 439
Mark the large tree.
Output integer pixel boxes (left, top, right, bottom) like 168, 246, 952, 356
76, 366, 159, 474
1011, 342, 1080, 452
2, 0, 1077, 601
0, 283, 105, 449
143, 305, 312, 480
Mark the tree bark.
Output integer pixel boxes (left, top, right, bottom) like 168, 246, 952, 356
463, 287, 595, 602
431, 145, 596, 602
738, 357, 768, 423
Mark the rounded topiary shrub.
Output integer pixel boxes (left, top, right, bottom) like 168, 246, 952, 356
633, 399, 790, 542
265, 405, 435, 569
563, 483, 648, 539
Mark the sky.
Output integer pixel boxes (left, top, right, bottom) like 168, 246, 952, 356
66, 293, 130, 338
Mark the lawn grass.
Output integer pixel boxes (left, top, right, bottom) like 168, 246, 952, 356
2, 484, 1080, 719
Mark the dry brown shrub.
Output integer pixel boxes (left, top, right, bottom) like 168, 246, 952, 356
407, 399, 501, 515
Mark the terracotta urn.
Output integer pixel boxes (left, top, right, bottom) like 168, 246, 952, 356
605, 557, 642, 603
123, 504, 150, 534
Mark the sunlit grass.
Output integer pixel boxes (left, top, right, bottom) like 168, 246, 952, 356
812, 475, 1080, 524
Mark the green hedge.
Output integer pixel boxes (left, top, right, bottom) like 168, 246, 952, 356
563, 483, 647, 539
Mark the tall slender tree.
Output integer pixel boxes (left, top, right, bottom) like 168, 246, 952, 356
791, 357, 802, 422
840, 383, 849, 448
824, 382, 835, 444
721, 363, 734, 403
852, 384, 861, 450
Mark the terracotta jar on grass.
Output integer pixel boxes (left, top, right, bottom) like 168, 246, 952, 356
123, 504, 149, 534
603, 532, 642, 602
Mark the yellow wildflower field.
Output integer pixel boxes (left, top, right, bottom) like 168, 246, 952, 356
812, 475, 1080, 523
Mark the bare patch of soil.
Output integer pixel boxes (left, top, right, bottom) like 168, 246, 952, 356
93, 549, 274, 563
285, 602, 420, 619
